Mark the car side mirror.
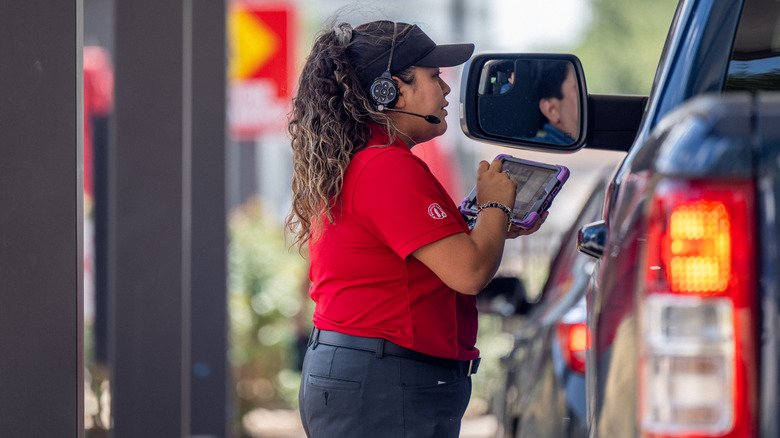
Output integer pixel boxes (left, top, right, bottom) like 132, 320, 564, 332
578, 220, 608, 259
460, 54, 588, 152
477, 276, 533, 316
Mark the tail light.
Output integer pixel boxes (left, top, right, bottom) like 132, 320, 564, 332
638, 179, 758, 438
557, 322, 587, 374
557, 300, 588, 375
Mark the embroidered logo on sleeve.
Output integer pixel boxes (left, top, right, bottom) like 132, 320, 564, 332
427, 203, 448, 219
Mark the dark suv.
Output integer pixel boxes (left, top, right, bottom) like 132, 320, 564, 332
461, 0, 780, 437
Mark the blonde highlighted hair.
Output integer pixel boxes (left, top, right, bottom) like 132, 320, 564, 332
286, 20, 415, 247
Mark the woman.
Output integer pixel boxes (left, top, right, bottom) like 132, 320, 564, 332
286, 20, 546, 438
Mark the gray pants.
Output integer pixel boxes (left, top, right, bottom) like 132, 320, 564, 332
298, 341, 472, 437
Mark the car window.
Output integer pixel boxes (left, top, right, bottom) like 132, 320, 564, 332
725, 0, 780, 91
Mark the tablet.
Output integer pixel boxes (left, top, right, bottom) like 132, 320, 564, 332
459, 154, 569, 229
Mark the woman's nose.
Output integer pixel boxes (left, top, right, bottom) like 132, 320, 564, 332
441, 79, 451, 95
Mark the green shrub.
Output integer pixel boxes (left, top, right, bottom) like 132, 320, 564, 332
228, 198, 310, 419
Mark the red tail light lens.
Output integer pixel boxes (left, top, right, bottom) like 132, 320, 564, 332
557, 322, 587, 374
664, 200, 731, 294
639, 179, 757, 438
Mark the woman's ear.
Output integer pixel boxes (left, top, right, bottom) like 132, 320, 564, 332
392, 75, 408, 109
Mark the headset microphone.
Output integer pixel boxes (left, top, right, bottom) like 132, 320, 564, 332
378, 105, 441, 124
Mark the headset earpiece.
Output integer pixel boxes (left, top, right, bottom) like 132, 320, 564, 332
367, 22, 441, 125
370, 71, 398, 108
370, 22, 400, 110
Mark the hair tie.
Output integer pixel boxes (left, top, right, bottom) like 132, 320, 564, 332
333, 22, 353, 46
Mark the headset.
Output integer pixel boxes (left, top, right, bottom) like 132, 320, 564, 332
369, 22, 399, 109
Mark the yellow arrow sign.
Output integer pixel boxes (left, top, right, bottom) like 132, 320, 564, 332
229, 6, 281, 80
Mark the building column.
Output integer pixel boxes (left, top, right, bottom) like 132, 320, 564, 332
0, 1, 84, 436
111, 1, 228, 436
111, 2, 190, 436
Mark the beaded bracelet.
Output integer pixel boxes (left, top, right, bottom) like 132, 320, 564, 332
478, 202, 513, 232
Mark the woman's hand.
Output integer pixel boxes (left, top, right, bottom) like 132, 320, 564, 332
507, 211, 549, 239
475, 159, 517, 208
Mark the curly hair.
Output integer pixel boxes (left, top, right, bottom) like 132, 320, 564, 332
286, 20, 416, 248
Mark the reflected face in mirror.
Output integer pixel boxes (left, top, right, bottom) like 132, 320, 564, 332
539, 63, 578, 141
475, 57, 582, 146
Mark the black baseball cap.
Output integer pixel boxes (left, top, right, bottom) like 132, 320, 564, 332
355, 23, 475, 89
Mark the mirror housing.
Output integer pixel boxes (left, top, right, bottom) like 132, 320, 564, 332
577, 220, 608, 259
460, 54, 646, 153
460, 54, 588, 152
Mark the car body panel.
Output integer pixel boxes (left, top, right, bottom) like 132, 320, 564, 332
493, 177, 607, 438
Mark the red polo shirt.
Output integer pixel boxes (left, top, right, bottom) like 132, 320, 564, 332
308, 126, 479, 360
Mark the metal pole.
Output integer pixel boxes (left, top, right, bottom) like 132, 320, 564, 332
110, 1, 191, 436
0, 1, 84, 436
190, 0, 230, 436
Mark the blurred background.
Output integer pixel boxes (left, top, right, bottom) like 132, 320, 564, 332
80, 0, 677, 436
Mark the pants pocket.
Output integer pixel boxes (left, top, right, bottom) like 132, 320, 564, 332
304, 374, 362, 415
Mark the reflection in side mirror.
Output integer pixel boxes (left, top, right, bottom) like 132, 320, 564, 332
480, 59, 580, 145
460, 54, 587, 152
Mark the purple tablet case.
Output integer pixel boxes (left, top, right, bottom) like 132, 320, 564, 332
459, 154, 570, 229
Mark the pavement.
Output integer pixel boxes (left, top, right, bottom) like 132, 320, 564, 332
243, 408, 498, 438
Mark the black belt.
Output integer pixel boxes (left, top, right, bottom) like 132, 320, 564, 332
309, 328, 480, 376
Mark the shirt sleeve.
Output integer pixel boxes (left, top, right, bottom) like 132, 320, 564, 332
350, 148, 466, 259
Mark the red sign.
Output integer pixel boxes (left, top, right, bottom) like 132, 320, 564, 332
229, 3, 296, 137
